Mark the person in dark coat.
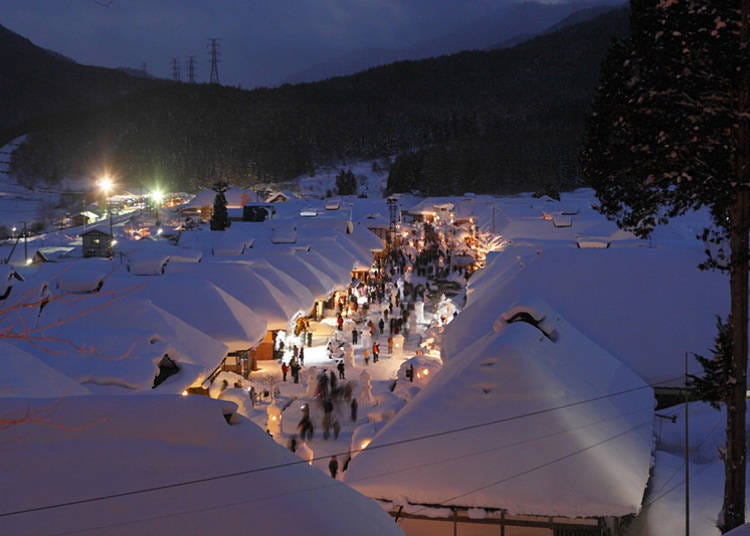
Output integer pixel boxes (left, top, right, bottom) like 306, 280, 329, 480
329, 370, 338, 392
378, 317, 385, 335
281, 361, 289, 382
329, 455, 339, 478
337, 360, 345, 380
352, 328, 358, 345
350, 397, 358, 422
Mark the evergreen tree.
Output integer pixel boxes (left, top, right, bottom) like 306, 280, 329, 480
209, 181, 230, 231
690, 316, 733, 410
582, 2, 750, 531
335, 169, 357, 196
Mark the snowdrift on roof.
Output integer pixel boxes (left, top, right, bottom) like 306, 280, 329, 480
0, 341, 90, 398
345, 302, 654, 518
30, 295, 228, 392
169, 261, 301, 330
444, 243, 727, 386
0, 395, 403, 536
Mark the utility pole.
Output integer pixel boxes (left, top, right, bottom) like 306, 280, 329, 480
140, 61, 148, 77
208, 38, 221, 84
387, 197, 398, 254
171, 57, 181, 81
22, 221, 27, 264
685, 352, 690, 536
186, 56, 197, 83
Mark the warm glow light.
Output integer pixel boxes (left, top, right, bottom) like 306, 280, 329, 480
111, 239, 118, 246
157, 228, 163, 236
98, 176, 113, 195
151, 189, 164, 204
25, 258, 32, 265
422, 369, 430, 376
360, 439, 371, 450
181, 390, 188, 397
271, 416, 277, 421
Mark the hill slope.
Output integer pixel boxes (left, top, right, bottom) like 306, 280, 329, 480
284, 1, 622, 84
10, 7, 629, 195
0, 23, 162, 145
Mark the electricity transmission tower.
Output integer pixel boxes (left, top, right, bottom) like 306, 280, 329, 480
170, 58, 181, 81
208, 38, 221, 84
185, 56, 197, 83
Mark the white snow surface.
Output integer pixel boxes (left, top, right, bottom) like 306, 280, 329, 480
446, 241, 727, 387
0, 395, 403, 535
345, 302, 655, 518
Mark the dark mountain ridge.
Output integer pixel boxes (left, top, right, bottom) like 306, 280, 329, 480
283, 0, 624, 85
0, 23, 163, 146
9, 7, 630, 196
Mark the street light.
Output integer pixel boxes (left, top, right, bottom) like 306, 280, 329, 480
150, 189, 164, 227
98, 176, 115, 256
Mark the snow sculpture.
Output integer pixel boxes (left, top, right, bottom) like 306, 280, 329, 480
415, 300, 425, 324
408, 312, 417, 334
267, 401, 282, 437
343, 342, 355, 369
391, 334, 405, 358
359, 369, 375, 406
362, 330, 372, 352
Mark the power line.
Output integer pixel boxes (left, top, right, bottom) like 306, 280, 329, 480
0, 376, 681, 520
45, 406, 658, 536
409, 419, 653, 516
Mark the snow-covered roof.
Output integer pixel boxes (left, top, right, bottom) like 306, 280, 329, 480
169, 262, 303, 330
445, 243, 727, 386
31, 292, 229, 392
345, 302, 654, 518
142, 273, 267, 352
245, 251, 336, 300
0, 341, 90, 398
0, 395, 403, 536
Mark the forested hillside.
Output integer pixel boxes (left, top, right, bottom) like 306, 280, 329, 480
10, 7, 629, 195
0, 24, 161, 147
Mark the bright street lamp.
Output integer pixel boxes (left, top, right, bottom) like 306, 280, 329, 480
98, 175, 115, 256
150, 189, 164, 226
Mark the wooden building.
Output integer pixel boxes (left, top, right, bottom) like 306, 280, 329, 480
81, 225, 112, 258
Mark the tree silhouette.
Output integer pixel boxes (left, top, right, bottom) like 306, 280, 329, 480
210, 181, 230, 231
582, 2, 749, 530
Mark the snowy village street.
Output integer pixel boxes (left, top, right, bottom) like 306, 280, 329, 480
0, 174, 745, 536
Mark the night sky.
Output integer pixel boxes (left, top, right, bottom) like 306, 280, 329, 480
2, 0, 536, 89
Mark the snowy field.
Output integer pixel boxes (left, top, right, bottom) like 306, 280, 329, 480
0, 146, 748, 535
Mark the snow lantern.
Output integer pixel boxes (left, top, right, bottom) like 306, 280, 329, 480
296, 440, 314, 466
359, 369, 375, 406
267, 401, 282, 437
391, 334, 405, 358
